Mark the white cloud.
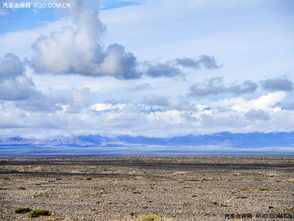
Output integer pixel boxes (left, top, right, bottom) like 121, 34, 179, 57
0, 0, 293, 139
29, 0, 141, 79
0, 53, 37, 100
231, 92, 286, 113
1, 93, 293, 138
91, 103, 126, 112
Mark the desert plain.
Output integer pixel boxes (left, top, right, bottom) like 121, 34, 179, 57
0, 157, 293, 221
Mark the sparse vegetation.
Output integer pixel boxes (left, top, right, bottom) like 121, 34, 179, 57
142, 213, 162, 221
259, 187, 270, 191
236, 196, 248, 199
29, 209, 51, 217
15, 207, 32, 214
283, 207, 294, 212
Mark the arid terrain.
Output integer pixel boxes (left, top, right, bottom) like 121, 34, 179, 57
0, 157, 293, 221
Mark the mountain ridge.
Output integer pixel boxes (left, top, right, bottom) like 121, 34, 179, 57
1, 132, 293, 148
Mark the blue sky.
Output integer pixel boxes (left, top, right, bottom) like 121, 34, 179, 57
0, 0, 293, 139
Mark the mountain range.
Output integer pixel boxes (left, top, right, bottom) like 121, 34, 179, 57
1, 132, 293, 148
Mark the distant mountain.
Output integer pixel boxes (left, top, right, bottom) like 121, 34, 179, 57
0, 132, 293, 148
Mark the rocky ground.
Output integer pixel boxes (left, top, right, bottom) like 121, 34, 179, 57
0, 157, 293, 221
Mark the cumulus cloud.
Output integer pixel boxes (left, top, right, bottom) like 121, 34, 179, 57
0, 103, 29, 129
0, 53, 38, 100
0, 53, 25, 80
0, 53, 63, 112
0, 77, 36, 100
29, 0, 219, 79
260, 77, 293, 92
208, 92, 287, 115
29, 0, 140, 79
175, 55, 219, 69
189, 77, 258, 97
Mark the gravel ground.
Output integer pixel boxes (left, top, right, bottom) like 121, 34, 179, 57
0, 157, 293, 221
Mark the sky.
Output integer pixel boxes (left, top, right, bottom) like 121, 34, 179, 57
0, 0, 293, 138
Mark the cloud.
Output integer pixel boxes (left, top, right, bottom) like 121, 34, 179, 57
0, 53, 63, 112
0, 77, 36, 100
175, 55, 219, 69
144, 95, 170, 106
29, 0, 140, 79
0, 53, 25, 81
0, 53, 38, 100
102, 44, 139, 79
91, 103, 126, 112
29, 0, 219, 79
145, 62, 181, 78
286, 102, 294, 110
134, 83, 151, 91
143, 55, 219, 77
66, 87, 91, 112
189, 77, 258, 97
143, 96, 194, 111
260, 77, 293, 92
16, 93, 62, 112
245, 109, 269, 121
0, 90, 293, 138
2, 97, 293, 138
214, 91, 287, 113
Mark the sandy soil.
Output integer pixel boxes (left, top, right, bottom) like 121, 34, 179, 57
0, 157, 293, 221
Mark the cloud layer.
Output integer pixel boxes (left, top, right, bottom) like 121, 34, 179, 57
0, 0, 293, 139
0, 49, 293, 138
261, 77, 293, 92
189, 77, 258, 97
1, 91, 293, 138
